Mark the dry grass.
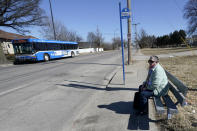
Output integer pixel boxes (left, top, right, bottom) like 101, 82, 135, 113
141, 47, 197, 56
159, 56, 197, 131
141, 48, 197, 131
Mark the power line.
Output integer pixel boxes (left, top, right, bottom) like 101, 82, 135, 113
166, 0, 186, 31
172, 0, 182, 13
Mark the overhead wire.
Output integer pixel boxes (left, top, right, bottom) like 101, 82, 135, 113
172, 0, 183, 13
170, 0, 194, 88
156, 0, 193, 51
171, 0, 194, 50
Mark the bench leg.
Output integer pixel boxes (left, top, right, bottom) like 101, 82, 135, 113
167, 109, 172, 120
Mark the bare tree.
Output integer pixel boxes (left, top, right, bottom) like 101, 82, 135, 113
87, 28, 104, 49
67, 31, 82, 42
137, 29, 148, 48
41, 18, 82, 42
95, 27, 104, 48
137, 29, 156, 48
184, 0, 197, 35
0, 0, 47, 34
112, 36, 121, 50
87, 32, 96, 48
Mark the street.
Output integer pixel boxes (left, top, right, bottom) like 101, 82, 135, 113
0, 50, 123, 131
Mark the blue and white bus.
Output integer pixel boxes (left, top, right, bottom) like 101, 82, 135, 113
12, 38, 79, 62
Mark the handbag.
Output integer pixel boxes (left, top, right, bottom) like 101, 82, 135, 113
133, 91, 140, 110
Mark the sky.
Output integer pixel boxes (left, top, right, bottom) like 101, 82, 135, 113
0, 0, 189, 43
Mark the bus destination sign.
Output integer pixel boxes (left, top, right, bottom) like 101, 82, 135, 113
13, 39, 27, 43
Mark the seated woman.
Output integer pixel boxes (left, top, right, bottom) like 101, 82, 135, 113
138, 56, 169, 115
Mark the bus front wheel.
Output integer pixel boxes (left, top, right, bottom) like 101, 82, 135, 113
44, 54, 50, 61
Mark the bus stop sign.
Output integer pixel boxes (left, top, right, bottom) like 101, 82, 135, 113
121, 8, 130, 19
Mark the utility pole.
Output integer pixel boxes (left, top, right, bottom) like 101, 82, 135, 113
49, 0, 56, 40
127, 0, 132, 65
132, 23, 140, 49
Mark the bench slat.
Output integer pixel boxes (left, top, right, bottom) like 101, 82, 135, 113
153, 97, 165, 114
169, 83, 186, 106
162, 95, 178, 114
165, 70, 188, 96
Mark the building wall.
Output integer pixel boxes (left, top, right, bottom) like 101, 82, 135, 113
78, 48, 104, 54
1, 42, 14, 54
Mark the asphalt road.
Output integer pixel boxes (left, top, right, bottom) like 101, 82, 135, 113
0, 50, 124, 131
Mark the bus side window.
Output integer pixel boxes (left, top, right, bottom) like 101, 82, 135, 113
33, 43, 36, 50
57, 44, 61, 50
33, 43, 39, 51
50, 43, 55, 50
53, 43, 56, 50
64, 44, 67, 50
60, 44, 63, 50
46, 43, 51, 50
43, 43, 47, 50
62, 44, 64, 50
55, 43, 59, 50
39, 43, 45, 51
68, 44, 71, 49
75, 44, 78, 49
50, 43, 53, 50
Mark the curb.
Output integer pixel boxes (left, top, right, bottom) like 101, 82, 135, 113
0, 63, 13, 67
103, 66, 121, 88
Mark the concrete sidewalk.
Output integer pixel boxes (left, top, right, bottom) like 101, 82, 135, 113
69, 51, 160, 131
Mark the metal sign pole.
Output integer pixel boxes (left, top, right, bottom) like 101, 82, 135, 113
119, 2, 125, 85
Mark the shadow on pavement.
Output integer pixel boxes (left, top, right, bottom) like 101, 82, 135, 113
98, 101, 150, 130
57, 83, 104, 90
64, 80, 106, 87
98, 101, 132, 114
128, 113, 149, 130
68, 62, 121, 66
57, 83, 138, 91
57, 82, 163, 130
106, 87, 138, 91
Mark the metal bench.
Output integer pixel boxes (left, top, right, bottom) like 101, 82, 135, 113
152, 70, 188, 119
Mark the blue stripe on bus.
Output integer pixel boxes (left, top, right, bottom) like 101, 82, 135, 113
28, 39, 78, 44
12, 38, 78, 45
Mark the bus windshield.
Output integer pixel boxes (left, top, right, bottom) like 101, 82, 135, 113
13, 43, 34, 54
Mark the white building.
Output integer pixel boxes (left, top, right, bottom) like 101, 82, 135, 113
2, 42, 14, 54
0, 29, 36, 55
